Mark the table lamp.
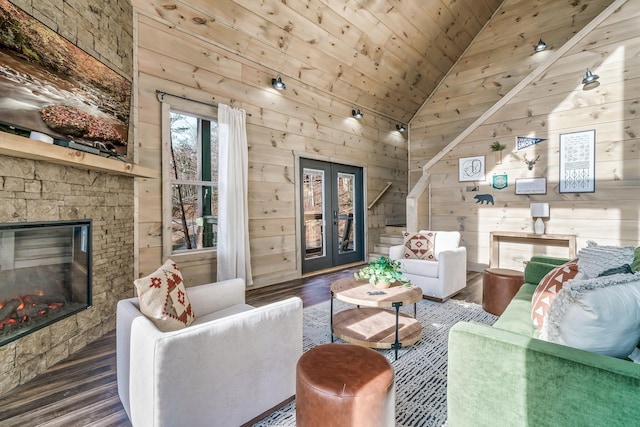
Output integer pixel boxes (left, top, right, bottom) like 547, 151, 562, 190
530, 202, 549, 235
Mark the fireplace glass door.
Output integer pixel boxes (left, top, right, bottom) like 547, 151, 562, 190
0, 220, 92, 347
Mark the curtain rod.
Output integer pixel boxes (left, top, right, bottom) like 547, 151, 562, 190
155, 90, 251, 116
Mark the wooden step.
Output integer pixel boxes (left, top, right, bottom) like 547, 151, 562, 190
384, 226, 405, 235
380, 235, 403, 245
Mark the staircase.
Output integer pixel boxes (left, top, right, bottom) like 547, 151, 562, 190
368, 226, 404, 261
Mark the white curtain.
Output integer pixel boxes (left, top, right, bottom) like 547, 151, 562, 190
217, 104, 253, 285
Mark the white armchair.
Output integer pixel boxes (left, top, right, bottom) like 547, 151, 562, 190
116, 278, 303, 427
389, 230, 467, 301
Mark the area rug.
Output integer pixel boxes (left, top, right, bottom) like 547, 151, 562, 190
252, 298, 497, 427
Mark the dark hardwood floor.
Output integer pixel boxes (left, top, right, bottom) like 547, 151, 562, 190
0, 267, 482, 427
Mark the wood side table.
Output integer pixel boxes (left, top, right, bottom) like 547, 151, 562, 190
330, 277, 423, 360
489, 231, 576, 268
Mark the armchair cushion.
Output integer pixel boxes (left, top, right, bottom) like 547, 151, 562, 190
133, 259, 195, 332
428, 230, 461, 256
402, 231, 436, 260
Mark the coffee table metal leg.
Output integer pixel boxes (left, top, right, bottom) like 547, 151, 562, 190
330, 292, 334, 343
392, 301, 403, 360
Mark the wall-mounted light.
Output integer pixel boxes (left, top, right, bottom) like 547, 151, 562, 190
534, 38, 547, 52
396, 124, 406, 132
352, 108, 363, 119
271, 75, 286, 90
581, 68, 600, 90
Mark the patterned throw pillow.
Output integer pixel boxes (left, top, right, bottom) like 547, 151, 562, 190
577, 241, 635, 278
402, 231, 436, 260
531, 259, 579, 331
134, 259, 196, 332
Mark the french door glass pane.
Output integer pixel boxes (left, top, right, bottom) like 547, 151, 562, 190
337, 172, 355, 254
303, 168, 325, 259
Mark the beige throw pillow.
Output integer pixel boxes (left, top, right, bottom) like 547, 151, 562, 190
402, 231, 436, 260
134, 259, 196, 332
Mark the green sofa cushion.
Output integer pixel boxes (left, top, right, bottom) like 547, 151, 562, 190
632, 246, 640, 272
494, 256, 570, 337
492, 284, 537, 337
524, 256, 570, 285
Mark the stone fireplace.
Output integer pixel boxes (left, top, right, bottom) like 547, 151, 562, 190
0, 0, 137, 398
0, 155, 136, 396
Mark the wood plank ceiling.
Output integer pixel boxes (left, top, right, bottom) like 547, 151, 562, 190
154, 0, 504, 123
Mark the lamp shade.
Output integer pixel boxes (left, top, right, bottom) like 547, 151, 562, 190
530, 202, 549, 218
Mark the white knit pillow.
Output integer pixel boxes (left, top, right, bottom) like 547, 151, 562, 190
576, 241, 635, 278
540, 272, 640, 358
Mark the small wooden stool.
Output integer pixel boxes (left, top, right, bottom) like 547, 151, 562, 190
482, 268, 525, 316
296, 343, 395, 427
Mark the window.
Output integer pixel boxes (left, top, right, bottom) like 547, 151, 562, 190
166, 110, 218, 253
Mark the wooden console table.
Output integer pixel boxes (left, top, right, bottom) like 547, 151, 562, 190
489, 231, 576, 268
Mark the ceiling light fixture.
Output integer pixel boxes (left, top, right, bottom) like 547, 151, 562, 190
352, 108, 363, 119
581, 68, 600, 90
396, 124, 406, 132
534, 38, 547, 52
271, 75, 286, 90
581, 68, 599, 84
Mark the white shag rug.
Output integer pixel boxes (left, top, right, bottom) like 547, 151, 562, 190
252, 297, 497, 427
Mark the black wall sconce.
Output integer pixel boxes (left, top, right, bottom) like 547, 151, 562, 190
352, 108, 363, 119
396, 124, 406, 132
271, 75, 286, 90
534, 38, 547, 52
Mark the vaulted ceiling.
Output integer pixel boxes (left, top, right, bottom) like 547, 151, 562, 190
156, 0, 504, 123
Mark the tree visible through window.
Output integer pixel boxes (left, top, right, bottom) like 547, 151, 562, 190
169, 111, 218, 252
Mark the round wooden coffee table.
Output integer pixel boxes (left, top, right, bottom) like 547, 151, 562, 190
330, 277, 423, 359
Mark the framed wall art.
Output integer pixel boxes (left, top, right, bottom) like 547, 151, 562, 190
0, 0, 131, 158
459, 155, 485, 182
559, 130, 595, 193
515, 177, 547, 195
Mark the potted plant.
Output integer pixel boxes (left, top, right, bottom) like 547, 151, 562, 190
354, 256, 410, 288
490, 141, 506, 164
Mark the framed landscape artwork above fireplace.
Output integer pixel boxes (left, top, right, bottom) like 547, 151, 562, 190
0, 0, 131, 158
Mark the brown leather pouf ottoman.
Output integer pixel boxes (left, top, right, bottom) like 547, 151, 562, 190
296, 343, 395, 427
482, 268, 525, 316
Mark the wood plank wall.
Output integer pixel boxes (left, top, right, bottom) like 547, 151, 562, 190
131, 3, 408, 287
410, 0, 640, 271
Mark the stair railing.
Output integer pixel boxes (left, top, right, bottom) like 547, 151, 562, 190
368, 181, 392, 210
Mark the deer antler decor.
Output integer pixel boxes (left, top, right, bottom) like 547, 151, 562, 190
523, 153, 540, 170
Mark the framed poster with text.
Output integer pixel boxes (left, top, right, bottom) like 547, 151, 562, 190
559, 130, 595, 193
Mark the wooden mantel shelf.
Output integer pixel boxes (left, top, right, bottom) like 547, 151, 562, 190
0, 132, 158, 179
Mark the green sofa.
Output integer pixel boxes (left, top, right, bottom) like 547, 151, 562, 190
447, 256, 640, 426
